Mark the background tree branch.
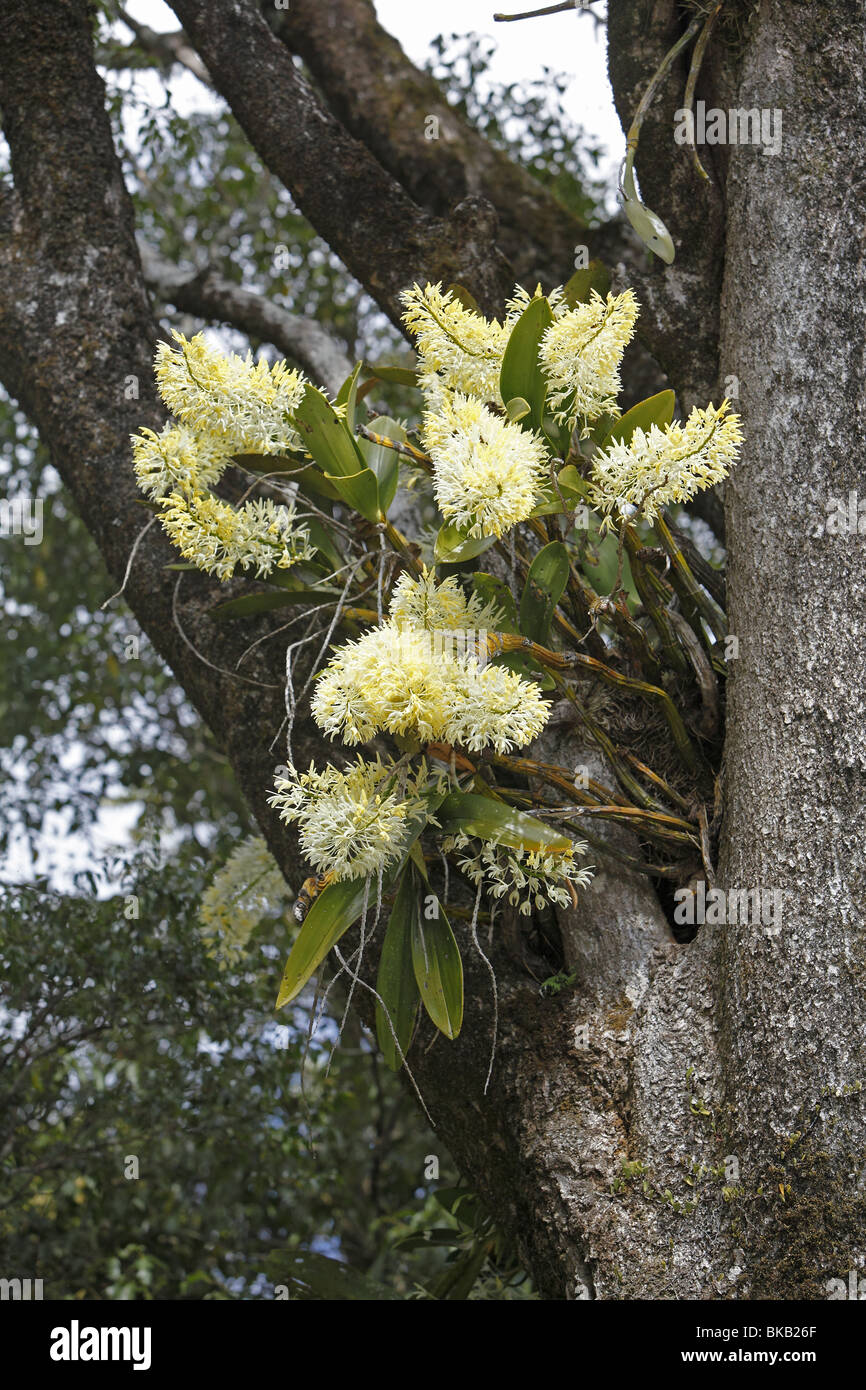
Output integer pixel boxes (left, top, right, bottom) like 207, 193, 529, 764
138, 240, 353, 394
104, 6, 210, 83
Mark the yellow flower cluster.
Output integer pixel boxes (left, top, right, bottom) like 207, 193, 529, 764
591, 401, 743, 522
269, 756, 433, 882
133, 331, 313, 581
400, 281, 638, 538
446, 829, 593, 916
401, 284, 552, 538
159, 489, 313, 581
388, 565, 502, 633
539, 289, 639, 433
199, 835, 288, 966
400, 282, 509, 404
421, 393, 549, 539
155, 330, 306, 454
312, 570, 549, 753
132, 422, 232, 502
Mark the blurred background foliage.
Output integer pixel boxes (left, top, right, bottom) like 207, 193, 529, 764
0, 851, 532, 1299
0, 4, 605, 1298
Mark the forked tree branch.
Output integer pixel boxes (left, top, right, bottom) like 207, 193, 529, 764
114, 6, 210, 84
265, 0, 587, 290
167, 0, 513, 322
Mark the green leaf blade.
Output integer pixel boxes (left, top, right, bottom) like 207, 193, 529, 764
438, 791, 571, 855
275, 878, 368, 1010
324, 466, 381, 522
601, 390, 676, 451
411, 892, 463, 1041
499, 295, 554, 434
375, 869, 421, 1070
292, 382, 365, 478
357, 415, 405, 515
434, 523, 497, 564
519, 540, 569, 642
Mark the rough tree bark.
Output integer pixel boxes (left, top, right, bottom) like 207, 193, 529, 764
0, 0, 863, 1299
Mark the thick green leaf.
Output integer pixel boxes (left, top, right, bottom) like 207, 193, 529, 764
210, 588, 339, 621
438, 791, 571, 855
292, 382, 365, 478
303, 516, 344, 574
428, 1240, 491, 1301
281, 1252, 399, 1302
291, 463, 342, 502
586, 412, 617, 447
623, 197, 675, 264
433, 1186, 477, 1217
434, 523, 497, 564
589, 528, 637, 604
542, 413, 575, 458
446, 282, 479, 313
408, 840, 429, 881
562, 260, 610, 307
266, 562, 328, 590
334, 361, 363, 432
504, 396, 531, 423
601, 390, 676, 451
275, 878, 369, 1010
324, 466, 381, 522
357, 415, 404, 515
529, 494, 580, 519
499, 295, 553, 434
411, 888, 463, 1041
375, 869, 421, 1070
275, 794, 444, 1010
397, 1229, 470, 1250
364, 363, 418, 388
529, 466, 590, 518
555, 464, 592, 499
519, 540, 569, 642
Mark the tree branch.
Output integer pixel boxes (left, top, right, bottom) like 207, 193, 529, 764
0, 0, 331, 896
606, 0, 727, 406
265, 0, 586, 290
112, 6, 210, 84
167, 0, 512, 322
138, 240, 353, 395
